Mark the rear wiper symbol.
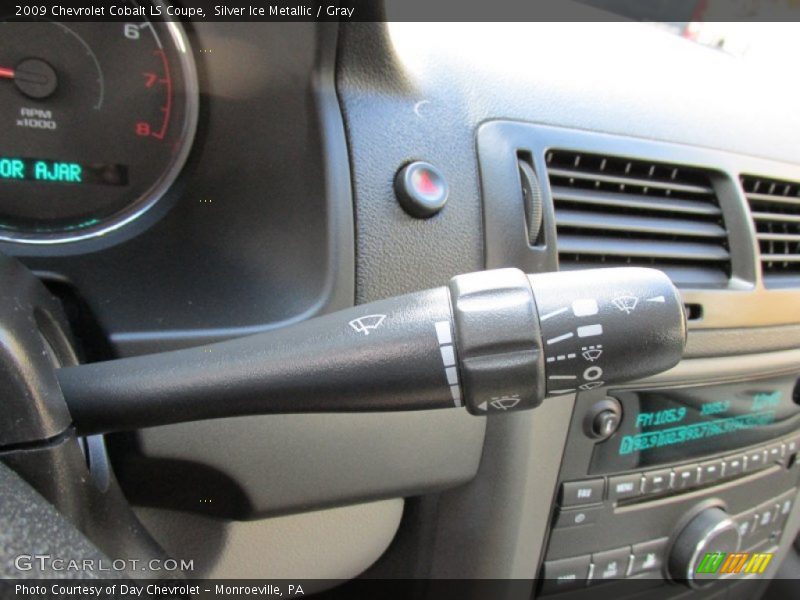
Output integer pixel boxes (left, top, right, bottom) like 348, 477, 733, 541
476, 394, 522, 412
490, 395, 521, 411
348, 314, 386, 336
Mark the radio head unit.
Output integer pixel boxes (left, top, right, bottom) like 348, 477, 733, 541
540, 373, 800, 597
592, 376, 800, 474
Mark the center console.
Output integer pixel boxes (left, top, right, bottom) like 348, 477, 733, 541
539, 374, 800, 595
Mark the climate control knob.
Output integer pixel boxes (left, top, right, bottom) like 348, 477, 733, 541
668, 506, 741, 589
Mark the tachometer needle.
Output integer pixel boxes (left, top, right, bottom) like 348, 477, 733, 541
0, 66, 15, 79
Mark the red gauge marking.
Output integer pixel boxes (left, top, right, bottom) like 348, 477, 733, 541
142, 72, 158, 88
150, 49, 172, 141
0, 66, 15, 79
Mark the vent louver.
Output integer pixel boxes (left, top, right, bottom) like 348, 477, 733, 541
546, 150, 730, 287
741, 175, 800, 282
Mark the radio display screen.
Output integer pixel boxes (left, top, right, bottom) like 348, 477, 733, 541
590, 375, 800, 473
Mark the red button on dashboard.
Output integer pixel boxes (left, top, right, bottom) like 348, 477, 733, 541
395, 161, 449, 218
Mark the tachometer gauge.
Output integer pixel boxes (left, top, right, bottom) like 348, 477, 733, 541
0, 1, 198, 244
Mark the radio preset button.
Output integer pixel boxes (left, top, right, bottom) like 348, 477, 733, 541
751, 502, 778, 538
745, 448, 768, 472
770, 503, 783, 530
766, 442, 785, 464
629, 538, 668, 576
672, 464, 700, 490
735, 510, 755, 545
774, 490, 796, 528
591, 546, 631, 582
608, 474, 643, 501
723, 455, 745, 478
642, 469, 671, 495
560, 479, 605, 507
784, 438, 799, 469
541, 555, 591, 594
698, 459, 724, 484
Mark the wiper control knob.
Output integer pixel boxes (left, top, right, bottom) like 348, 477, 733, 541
58, 267, 686, 434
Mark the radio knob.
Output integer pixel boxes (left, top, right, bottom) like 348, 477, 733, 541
668, 507, 741, 589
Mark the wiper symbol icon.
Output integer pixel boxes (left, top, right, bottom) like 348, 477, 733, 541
612, 295, 638, 314
581, 345, 603, 362
348, 314, 387, 336
489, 395, 521, 411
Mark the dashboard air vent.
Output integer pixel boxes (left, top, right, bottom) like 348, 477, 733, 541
546, 150, 730, 287
741, 175, 800, 282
